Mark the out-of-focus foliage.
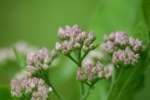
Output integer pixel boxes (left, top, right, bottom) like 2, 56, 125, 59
0, 0, 150, 100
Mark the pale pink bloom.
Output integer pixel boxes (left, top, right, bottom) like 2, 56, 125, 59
27, 48, 51, 73
109, 32, 129, 45
11, 72, 51, 100
112, 50, 125, 64
86, 63, 95, 81
129, 37, 143, 51
112, 48, 139, 65
102, 40, 114, 53
56, 25, 96, 54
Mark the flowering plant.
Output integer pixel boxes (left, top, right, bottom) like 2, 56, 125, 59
10, 25, 149, 100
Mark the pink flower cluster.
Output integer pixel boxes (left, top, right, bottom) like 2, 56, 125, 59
55, 25, 96, 54
11, 71, 51, 100
27, 48, 57, 73
112, 47, 139, 65
129, 37, 143, 52
102, 32, 143, 65
77, 62, 112, 82
11, 48, 56, 99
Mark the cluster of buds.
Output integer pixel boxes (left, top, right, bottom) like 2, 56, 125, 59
102, 32, 143, 65
11, 48, 57, 100
11, 71, 52, 100
112, 47, 139, 65
27, 48, 57, 73
55, 25, 96, 55
77, 50, 113, 83
77, 62, 113, 82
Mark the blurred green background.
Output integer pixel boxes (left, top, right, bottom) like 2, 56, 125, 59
0, 0, 150, 100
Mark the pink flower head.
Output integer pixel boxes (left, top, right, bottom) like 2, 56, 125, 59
102, 40, 114, 53
26, 48, 51, 73
112, 47, 139, 65
111, 32, 129, 45
56, 25, 96, 54
129, 37, 143, 52
11, 72, 51, 100
58, 25, 81, 39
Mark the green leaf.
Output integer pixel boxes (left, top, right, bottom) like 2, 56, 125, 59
0, 85, 12, 100
12, 47, 26, 68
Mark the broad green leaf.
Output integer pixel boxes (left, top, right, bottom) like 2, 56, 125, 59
0, 85, 12, 100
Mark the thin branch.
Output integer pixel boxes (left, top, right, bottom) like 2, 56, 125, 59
83, 86, 91, 100
80, 82, 85, 100
67, 54, 79, 66
42, 71, 64, 100
50, 83, 64, 100
82, 83, 95, 100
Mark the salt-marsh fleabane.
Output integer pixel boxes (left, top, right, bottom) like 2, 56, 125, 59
112, 47, 139, 65
11, 71, 52, 100
27, 48, 57, 73
77, 49, 113, 83
102, 32, 144, 65
55, 25, 96, 55
77, 62, 113, 82
10, 48, 64, 100
10, 25, 147, 100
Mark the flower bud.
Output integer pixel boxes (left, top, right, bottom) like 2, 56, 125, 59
56, 25, 96, 55
55, 42, 62, 51
129, 37, 143, 52
102, 41, 114, 53
77, 68, 86, 81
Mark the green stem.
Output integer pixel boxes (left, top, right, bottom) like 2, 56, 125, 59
12, 47, 25, 68
78, 47, 85, 100
106, 67, 124, 100
83, 86, 91, 100
67, 54, 79, 66
81, 50, 90, 61
50, 83, 64, 100
82, 82, 95, 100
68, 45, 96, 100
43, 71, 64, 100
111, 66, 116, 88
81, 44, 99, 61
80, 82, 85, 100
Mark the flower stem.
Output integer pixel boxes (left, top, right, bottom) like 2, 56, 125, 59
106, 67, 124, 100
83, 86, 91, 100
67, 54, 79, 66
82, 83, 95, 100
80, 82, 85, 100
50, 83, 64, 100
77, 47, 86, 100
43, 71, 64, 100
111, 66, 116, 88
